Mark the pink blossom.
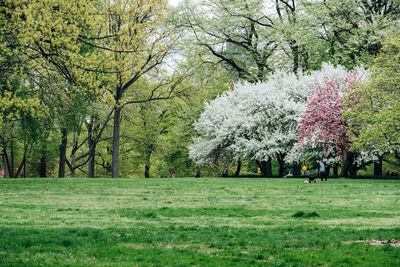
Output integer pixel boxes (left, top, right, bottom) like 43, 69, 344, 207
298, 72, 361, 156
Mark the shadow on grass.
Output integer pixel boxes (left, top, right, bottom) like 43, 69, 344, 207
292, 211, 320, 218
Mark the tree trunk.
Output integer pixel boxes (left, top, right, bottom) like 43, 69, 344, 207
88, 143, 96, 178
349, 162, 357, 177
39, 153, 47, 178
341, 150, 355, 177
292, 163, 301, 177
277, 153, 286, 177
144, 145, 153, 178
144, 164, 150, 178
58, 128, 68, 178
291, 43, 299, 75
325, 166, 330, 177
112, 107, 121, 178
235, 160, 241, 177
23, 137, 27, 178
15, 145, 27, 178
257, 159, 272, 177
2, 145, 10, 178
10, 140, 14, 178
333, 163, 339, 177
373, 155, 383, 177
87, 122, 96, 178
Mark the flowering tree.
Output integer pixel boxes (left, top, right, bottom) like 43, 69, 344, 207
189, 63, 351, 177
297, 70, 373, 177
298, 79, 347, 155
189, 79, 302, 177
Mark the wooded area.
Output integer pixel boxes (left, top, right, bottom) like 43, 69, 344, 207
1, 0, 399, 178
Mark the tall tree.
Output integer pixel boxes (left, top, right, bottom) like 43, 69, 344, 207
80, 0, 182, 178
344, 36, 400, 159
189, 71, 307, 177
297, 69, 375, 177
175, 0, 279, 82
305, 0, 400, 69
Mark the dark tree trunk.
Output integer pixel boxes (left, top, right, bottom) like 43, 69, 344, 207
291, 43, 299, 75
325, 166, 331, 177
58, 128, 68, 178
23, 137, 27, 177
144, 145, 153, 178
340, 150, 355, 177
15, 145, 27, 178
333, 163, 339, 177
112, 107, 121, 178
39, 154, 47, 178
144, 164, 150, 178
374, 155, 383, 177
277, 153, 286, 177
257, 159, 272, 177
23, 157, 26, 177
235, 160, 241, 177
292, 163, 301, 177
2, 145, 10, 178
87, 120, 96, 178
88, 142, 96, 178
10, 140, 14, 178
349, 163, 357, 177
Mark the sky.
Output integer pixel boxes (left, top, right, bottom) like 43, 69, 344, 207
169, 0, 182, 7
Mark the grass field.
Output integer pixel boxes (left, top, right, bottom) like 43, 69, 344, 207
0, 178, 399, 266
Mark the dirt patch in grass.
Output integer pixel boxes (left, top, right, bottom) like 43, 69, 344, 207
343, 239, 400, 248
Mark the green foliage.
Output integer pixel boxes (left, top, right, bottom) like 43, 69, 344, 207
304, 0, 399, 69
1, 0, 400, 178
344, 36, 400, 151
0, 178, 400, 265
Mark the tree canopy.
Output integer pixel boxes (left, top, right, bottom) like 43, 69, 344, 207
1, 0, 399, 178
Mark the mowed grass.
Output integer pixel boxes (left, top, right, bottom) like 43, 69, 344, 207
0, 178, 399, 266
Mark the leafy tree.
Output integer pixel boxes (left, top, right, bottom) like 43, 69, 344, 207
1, 0, 105, 177
304, 0, 400, 69
297, 68, 380, 177
84, 0, 185, 178
158, 61, 231, 178
175, 0, 280, 82
189, 71, 306, 177
189, 63, 358, 177
119, 99, 168, 178
0, 38, 46, 177
344, 37, 400, 169
1, 0, 102, 94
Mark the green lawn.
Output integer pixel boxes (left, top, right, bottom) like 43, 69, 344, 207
0, 178, 399, 266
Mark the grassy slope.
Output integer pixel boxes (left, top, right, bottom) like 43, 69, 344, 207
0, 178, 399, 266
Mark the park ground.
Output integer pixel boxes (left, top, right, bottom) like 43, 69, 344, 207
0, 178, 399, 266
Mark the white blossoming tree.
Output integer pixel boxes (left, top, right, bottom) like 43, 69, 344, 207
189, 64, 346, 176
188, 63, 364, 177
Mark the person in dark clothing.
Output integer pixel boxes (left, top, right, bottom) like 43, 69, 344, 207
309, 173, 316, 183
319, 157, 327, 182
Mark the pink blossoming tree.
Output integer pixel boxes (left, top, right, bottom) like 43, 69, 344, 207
298, 71, 367, 177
